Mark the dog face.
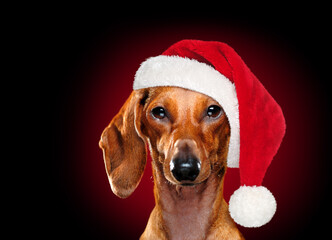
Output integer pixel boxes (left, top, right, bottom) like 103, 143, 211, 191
100, 87, 230, 198
139, 87, 230, 186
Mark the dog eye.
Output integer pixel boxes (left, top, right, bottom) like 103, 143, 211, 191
207, 105, 222, 118
151, 107, 166, 119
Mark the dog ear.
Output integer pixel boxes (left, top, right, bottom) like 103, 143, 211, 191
99, 90, 148, 198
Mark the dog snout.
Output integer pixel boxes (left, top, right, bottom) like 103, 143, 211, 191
170, 138, 201, 185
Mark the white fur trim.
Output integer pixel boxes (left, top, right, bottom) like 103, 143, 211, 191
229, 186, 277, 227
134, 56, 240, 168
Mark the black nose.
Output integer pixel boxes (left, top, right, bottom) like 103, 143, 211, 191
170, 156, 201, 182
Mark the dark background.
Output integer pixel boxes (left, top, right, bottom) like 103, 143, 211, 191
24, 7, 331, 240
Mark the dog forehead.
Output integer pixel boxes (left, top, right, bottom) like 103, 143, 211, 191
148, 87, 212, 109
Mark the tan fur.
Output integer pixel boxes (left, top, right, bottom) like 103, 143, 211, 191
100, 87, 244, 239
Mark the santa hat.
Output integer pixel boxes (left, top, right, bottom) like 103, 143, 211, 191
133, 40, 286, 228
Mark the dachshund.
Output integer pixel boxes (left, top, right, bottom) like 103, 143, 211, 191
99, 86, 244, 240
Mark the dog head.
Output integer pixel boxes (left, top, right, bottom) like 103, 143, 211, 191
100, 87, 230, 198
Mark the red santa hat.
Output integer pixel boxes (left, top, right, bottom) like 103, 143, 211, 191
133, 40, 286, 228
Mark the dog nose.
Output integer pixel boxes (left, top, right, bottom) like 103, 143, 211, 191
170, 156, 201, 182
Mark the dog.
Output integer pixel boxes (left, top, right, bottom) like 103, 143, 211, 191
100, 86, 244, 240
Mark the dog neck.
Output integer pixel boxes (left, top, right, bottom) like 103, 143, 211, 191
150, 161, 233, 240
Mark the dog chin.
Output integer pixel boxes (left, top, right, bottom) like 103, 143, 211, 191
178, 180, 206, 187
180, 183, 195, 186
164, 174, 207, 187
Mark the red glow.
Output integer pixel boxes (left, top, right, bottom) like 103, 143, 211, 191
60, 24, 327, 239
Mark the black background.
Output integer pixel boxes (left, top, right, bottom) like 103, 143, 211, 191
13, 6, 331, 240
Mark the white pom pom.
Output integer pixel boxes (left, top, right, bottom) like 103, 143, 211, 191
229, 185, 277, 228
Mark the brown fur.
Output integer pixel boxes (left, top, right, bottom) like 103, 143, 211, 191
100, 87, 244, 240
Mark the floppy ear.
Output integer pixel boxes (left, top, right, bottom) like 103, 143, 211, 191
99, 90, 148, 198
